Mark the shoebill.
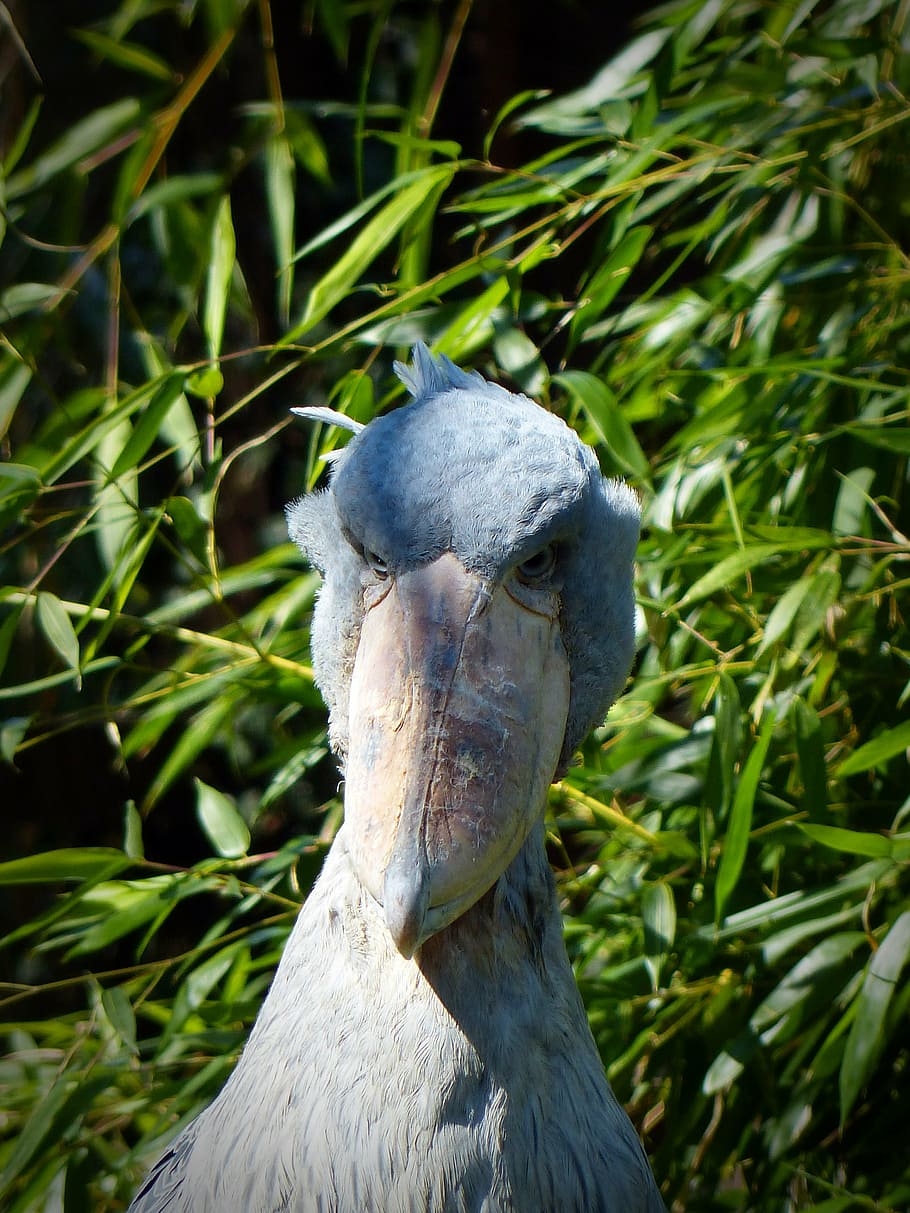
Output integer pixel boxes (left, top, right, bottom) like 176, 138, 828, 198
129, 343, 664, 1212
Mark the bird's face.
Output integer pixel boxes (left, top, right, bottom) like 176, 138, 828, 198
288, 344, 640, 958
343, 549, 570, 957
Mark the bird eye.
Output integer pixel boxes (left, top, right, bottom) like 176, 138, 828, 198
365, 550, 389, 580
516, 545, 557, 584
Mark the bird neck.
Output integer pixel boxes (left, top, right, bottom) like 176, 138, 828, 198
408, 821, 579, 1048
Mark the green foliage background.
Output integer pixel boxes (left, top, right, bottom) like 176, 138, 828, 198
1, 0, 909, 1208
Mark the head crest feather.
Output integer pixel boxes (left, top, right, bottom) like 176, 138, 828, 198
290, 406, 365, 434
393, 342, 511, 404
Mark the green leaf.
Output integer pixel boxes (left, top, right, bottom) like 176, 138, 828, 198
0, 714, 30, 765
840, 911, 910, 1121
793, 697, 827, 818
101, 985, 138, 1053
0, 355, 31, 440
285, 163, 455, 342
757, 575, 814, 654
72, 29, 175, 82
123, 801, 144, 860
837, 719, 910, 777
797, 823, 893, 859
160, 943, 240, 1045
553, 371, 650, 480
518, 29, 672, 127
204, 195, 236, 361
0, 848, 130, 885
715, 710, 776, 923
67, 876, 203, 956
493, 328, 546, 397
832, 467, 875, 536
0, 1076, 73, 1194
848, 425, 910, 454
704, 673, 741, 821
642, 881, 676, 989
186, 364, 224, 398
110, 373, 187, 477
195, 778, 251, 858
0, 282, 62, 320
569, 225, 652, 342
265, 133, 296, 323
142, 692, 240, 810
35, 592, 81, 677
5, 97, 141, 198
673, 540, 828, 611
126, 172, 224, 223
0, 603, 24, 681
94, 418, 138, 574
783, 565, 840, 669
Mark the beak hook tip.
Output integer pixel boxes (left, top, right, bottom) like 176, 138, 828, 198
383, 861, 430, 959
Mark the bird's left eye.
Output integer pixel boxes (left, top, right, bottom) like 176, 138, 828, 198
516, 545, 557, 583
365, 550, 389, 579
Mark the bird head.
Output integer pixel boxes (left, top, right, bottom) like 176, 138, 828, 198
288, 344, 639, 957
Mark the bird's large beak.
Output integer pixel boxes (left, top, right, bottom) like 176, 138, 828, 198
343, 551, 570, 958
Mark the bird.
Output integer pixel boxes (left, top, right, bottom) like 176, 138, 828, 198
129, 343, 664, 1212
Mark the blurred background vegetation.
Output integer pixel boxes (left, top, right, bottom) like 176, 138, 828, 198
1, 0, 909, 1208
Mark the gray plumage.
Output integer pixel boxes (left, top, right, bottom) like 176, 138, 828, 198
130, 344, 664, 1213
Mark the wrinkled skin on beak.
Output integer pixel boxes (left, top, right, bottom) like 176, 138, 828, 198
344, 552, 571, 958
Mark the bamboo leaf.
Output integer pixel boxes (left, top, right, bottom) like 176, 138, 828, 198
715, 710, 776, 923
840, 911, 910, 1121
101, 985, 138, 1054
110, 373, 187, 478
195, 778, 251, 858
837, 720, 910, 777
0, 848, 130, 885
160, 943, 240, 1045
757, 575, 814, 654
285, 164, 455, 343
265, 133, 296, 324
72, 29, 175, 82
204, 195, 236, 361
793, 697, 828, 817
797, 824, 893, 859
0, 282, 62, 320
35, 592, 81, 678
642, 881, 676, 988
5, 97, 141, 198
0, 356, 31, 440
554, 371, 650, 480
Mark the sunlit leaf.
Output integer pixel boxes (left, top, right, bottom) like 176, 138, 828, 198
715, 710, 776, 923
101, 985, 138, 1054
110, 374, 187, 478
35, 592, 80, 678
0, 848, 130, 884
642, 881, 676, 989
73, 29, 175, 81
0, 282, 61, 320
204, 195, 236, 361
265, 133, 296, 324
796, 824, 893, 859
285, 164, 455, 342
5, 97, 141, 198
554, 371, 650, 480
837, 720, 910, 777
0, 356, 31, 440
840, 912, 910, 1121
195, 778, 251, 858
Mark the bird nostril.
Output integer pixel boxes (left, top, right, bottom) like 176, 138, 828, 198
467, 581, 493, 621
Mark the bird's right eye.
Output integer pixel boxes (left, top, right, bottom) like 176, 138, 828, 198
365, 550, 389, 579
516, 544, 557, 584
